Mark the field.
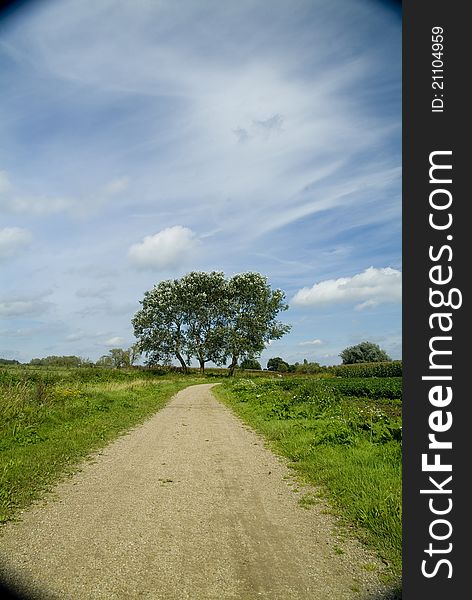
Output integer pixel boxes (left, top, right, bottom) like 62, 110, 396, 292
214, 373, 402, 585
1, 364, 402, 590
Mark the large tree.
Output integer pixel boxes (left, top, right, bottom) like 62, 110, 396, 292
178, 271, 228, 373
223, 272, 291, 376
267, 356, 289, 372
339, 341, 391, 364
132, 271, 290, 374
132, 278, 190, 372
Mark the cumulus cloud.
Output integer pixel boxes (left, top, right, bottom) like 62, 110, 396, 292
0, 227, 32, 260
292, 267, 401, 309
128, 226, 199, 270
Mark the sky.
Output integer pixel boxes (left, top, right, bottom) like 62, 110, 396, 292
0, 0, 401, 367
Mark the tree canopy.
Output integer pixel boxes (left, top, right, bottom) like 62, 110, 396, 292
29, 355, 90, 367
266, 357, 289, 372
96, 346, 141, 369
239, 357, 262, 370
132, 271, 291, 374
339, 341, 391, 364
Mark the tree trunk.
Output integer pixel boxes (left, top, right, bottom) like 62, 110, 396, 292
175, 351, 188, 374
227, 354, 238, 377
198, 356, 205, 375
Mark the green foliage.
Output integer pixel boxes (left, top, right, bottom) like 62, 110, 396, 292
328, 361, 402, 378
133, 271, 290, 374
239, 358, 262, 370
339, 341, 391, 364
96, 347, 140, 369
29, 355, 91, 367
0, 358, 20, 365
328, 377, 402, 400
294, 360, 322, 374
267, 357, 289, 372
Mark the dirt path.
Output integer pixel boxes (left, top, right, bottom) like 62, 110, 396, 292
0, 384, 390, 600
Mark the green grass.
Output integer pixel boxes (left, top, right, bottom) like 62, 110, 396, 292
214, 376, 402, 588
0, 366, 208, 524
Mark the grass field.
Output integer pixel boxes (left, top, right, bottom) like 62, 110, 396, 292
0, 365, 208, 524
214, 375, 402, 589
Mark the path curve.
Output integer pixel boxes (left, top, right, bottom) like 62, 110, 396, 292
1, 384, 388, 600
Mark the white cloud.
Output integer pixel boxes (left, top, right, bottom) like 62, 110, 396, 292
292, 267, 401, 309
128, 226, 199, 270
299, 339, 323, 346
104, 336, 125, 347
0, 299, 52, 317
0, 227, 32, 260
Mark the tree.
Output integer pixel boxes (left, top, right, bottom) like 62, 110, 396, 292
29, 355, 85, 367
95, 346, 139, 369
0, 358, 20, 365
239, 358, 262, 370
132, 271, 291, 375
339, 341, 391, 364
267, 357, 289, 372
295, 359, 322, 374
179, 271, 228, 373
96, 354, 113, 368
109, 348, 131, 368
128, 343, 141, 366
132, 278, 191, 372
223, 273, 291, 376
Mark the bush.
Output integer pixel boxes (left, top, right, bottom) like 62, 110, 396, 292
339, 342, 391, 364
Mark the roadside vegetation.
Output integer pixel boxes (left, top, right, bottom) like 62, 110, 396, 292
0, 365, 208, 524
214, 371, 402, 589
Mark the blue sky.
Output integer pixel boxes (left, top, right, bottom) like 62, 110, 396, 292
0, 0, 401, 366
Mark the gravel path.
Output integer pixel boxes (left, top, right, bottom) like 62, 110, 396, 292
0, 384, 390, 600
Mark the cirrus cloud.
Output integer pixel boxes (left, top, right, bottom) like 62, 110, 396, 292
292, 266, 401, 310
128, 226, 199, 271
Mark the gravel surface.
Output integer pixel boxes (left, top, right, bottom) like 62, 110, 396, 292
0, 384, 391, 599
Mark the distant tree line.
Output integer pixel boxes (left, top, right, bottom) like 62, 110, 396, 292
29, 355, 93, 367
24, 347, 140, 369
2, 339, 393, 373
262, 342, 392, 373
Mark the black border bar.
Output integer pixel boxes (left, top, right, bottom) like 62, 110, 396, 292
403, 2, 469, 597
